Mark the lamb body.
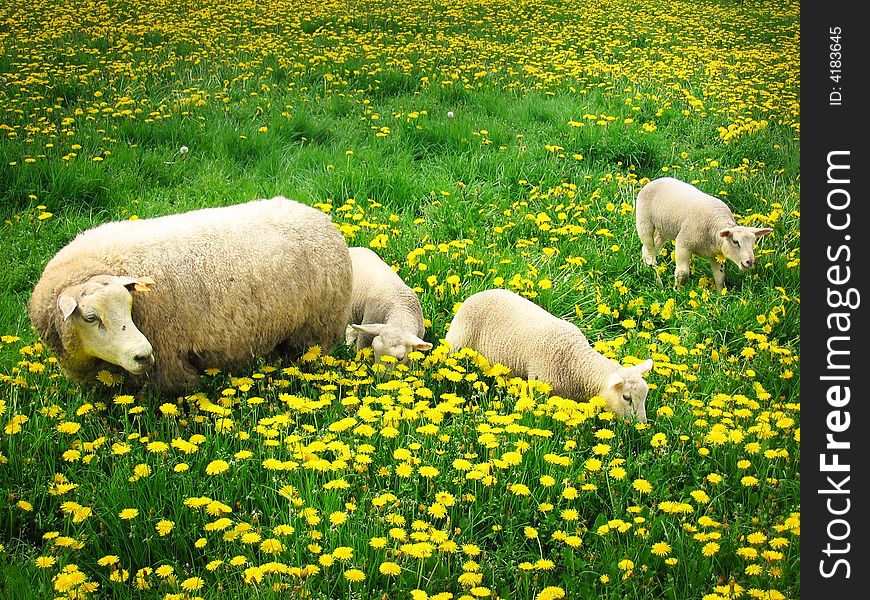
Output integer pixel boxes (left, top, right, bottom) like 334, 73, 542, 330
444, 288, 653, 421
29, 197, 352, 396
345, 247, 432, 363
635, 177, 772, 290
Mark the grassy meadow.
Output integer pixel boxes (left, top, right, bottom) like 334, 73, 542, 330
0, 1, 800, 599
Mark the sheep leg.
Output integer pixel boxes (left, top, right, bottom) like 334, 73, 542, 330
153, 355, 201, 396
637, 222, 660, 265
673, 244, 692, 289
345, 324, 359, 346
709, 258, 727, 291
638, 226, 664, 285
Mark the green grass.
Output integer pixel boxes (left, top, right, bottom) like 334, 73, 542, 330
0, 1, 800, 599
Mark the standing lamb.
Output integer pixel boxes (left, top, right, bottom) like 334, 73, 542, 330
28, 197, 353, 396
345, 246, 432, 365
444, 288, 653, 422
635, 176, 772, 290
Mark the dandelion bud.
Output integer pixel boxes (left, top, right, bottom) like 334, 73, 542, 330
179, 145, 189, 154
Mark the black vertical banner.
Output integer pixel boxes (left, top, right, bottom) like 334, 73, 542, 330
802, 2, 867, 598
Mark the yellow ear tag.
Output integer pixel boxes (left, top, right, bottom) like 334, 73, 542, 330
134, 277, 155, 292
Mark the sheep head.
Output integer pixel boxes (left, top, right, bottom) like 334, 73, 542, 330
718, 226, 773, 270
57, 275, 155, 376
600, 358, 654, 422
350, 323, 433, 365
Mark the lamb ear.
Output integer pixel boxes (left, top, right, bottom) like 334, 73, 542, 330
58, 293, 78, 321
406, 334, 433, 351
631, 358, 654, 374
351, 323, 386, 336
606, 371, 624, 391
751, 227, 773, 237
718, 228, 733, 238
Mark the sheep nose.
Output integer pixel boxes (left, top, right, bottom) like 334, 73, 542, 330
744, 258, 755, 268
134, 353, 155, 369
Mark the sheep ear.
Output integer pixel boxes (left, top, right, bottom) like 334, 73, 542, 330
351, 323, 385, 336
718, 228, 733, 238
406, 334, 433, 351
606, 371, 624, 391
751, 227, 773, 237
58, 293, 78, 321
631, 358, 654, 375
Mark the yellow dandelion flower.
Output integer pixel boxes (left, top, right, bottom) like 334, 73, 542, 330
36, 555, 56, 568
205, 459, 229, 476
159, 403, 179, 416
534, 558, 555, 570
509, 483, 531, 496
155, 520, 174, 536
319, 554, 335, 567
301, 345, 322, 362
702, 542, 721, 556
133, 463, 151, 478
584, 458, 602, 471
687, 488, 709, 503
155, 565, 174, 578
561, 508, 579, 521
536, 586, 566, 600
119, 508, 139, 520
380, 561, 402, 576
56, 421, 82, 435
260, 538, 285, 554
418, 465, 440, 478
747, 532, 768, 545
632, 479, 653, 494
180, 576, 204, 592
651, 542, 671, 556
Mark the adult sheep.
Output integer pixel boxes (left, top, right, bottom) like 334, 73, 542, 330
445, 288, 653, 422
28, 197, 353, 396
345, 246, 432, 365
635, 176, 772, 290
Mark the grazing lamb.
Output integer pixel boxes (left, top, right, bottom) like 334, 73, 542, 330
345, 246, 432, 364
444, 288, 653, 421
635, 177, 772, 290
28, 197, 353, 396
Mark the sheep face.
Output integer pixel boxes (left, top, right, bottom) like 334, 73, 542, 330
350, 323, 433, 365
57, 275, 155, 375
718, 226, 773, 270
600, 359, 654, 422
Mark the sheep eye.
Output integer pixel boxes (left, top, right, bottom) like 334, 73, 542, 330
622, 394, 633, 405
81, 313, 100, 324
732, 239, 741, 247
